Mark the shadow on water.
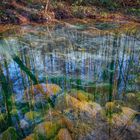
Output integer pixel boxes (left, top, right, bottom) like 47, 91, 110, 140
0, 22, 140, 140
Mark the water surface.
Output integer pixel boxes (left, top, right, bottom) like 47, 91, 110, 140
0, 21, 140, 140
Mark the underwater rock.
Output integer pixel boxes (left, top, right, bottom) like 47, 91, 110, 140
57, 128, 72, 140
55, 94, 102, 118
24, 83, 61, 101
0, 113, 8, 133
105, 101, 122, 114
0, 127, 18, 140
111, 107, 139, 127
25, 83, 61, 96
124, 92, 140, 110
69, 89, 94, 102
10, 109, 18, 116
135, 75, 140, 84
20, 119, 29, 129
34, 121, 61, 139
126, 93, 136, 99
23, 133, 35, 140
25, 111, 40, 122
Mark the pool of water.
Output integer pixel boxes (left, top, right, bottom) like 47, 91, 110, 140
0, 21, 140, 140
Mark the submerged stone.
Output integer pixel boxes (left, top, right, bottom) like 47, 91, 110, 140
23, 133, 35, 140
10, 109, 18, 116
111, 107, 139, 127
0, 113, 8, 132
34, 121, 61, 139
69, 89, 94, 102
0, 127, 18, 140
56, 128, 72, 140
55, 94, 102, 118
25, 111, 40, 122
105, 101, 122, 114
24, 83, 61, 100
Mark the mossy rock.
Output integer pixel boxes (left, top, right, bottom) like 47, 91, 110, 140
69, 89, 94, 102
135, 76, 140, 83
126, 93, 136, 99
23, 133, 35, 140
24, 83, 61, 96
10, 109, 18, 116
34, 121, 61, 139
111, 107, 139, 127
25, 111, 40, 122
124, 92, 140, 109
55, 94, 102, 118
0, 113, 8, 132
136, 92, 140, 102
56, 128, 72, 140
105, 101, 122, 116
24, 84, 62, 104
0, 127, 18, 140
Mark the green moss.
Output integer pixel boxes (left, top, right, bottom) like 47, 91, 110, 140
0, 127, 18, 140
10, 109, 18, 116
25, 111, 40, 121
105, 101, 122, 118
24, 133, 35, 140
69, 89, 94, 101
34, 121, 61, 140
0, 113, 8, 132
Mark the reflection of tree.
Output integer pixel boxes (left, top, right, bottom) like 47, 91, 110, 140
0, 63, 12, 126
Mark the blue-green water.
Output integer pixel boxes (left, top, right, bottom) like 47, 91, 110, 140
0, 22, 140, 140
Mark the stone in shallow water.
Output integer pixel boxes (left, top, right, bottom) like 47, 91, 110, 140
55, 94, 102, 118
0, 127, 18, 140
24, 83, 61, 96
23, 133, 35, 140
105, 101, 122, 114
57, 128, 72, 140
24, 111, 40, 122
111, 107, 139, 127
34, 121, 61, 139
69, 89, 94, 102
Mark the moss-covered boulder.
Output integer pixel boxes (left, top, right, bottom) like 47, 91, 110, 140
105, 101, 122, 115
24, 84, 62, 105
111, 107, 139, 127
56, 128, 72, 140
125, 92, 140, 109
10, 108, 18, 117
0, 127, 18, 140
0, 113, 8, 132
69, 89, 94, 101
55, 94, 102, 118
25, 111, 40, 122
23, 133, 35, 140
34, 121, 61, 139
24, 83, 61, 96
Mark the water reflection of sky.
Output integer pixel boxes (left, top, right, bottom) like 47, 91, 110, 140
0, 25, 140, 101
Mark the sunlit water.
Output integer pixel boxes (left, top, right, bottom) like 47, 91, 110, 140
0, 22, 140, 140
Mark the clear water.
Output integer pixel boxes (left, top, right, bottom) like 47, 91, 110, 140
0, 22, 140, 140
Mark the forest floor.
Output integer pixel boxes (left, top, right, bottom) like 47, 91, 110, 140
0, 0, 140, 32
